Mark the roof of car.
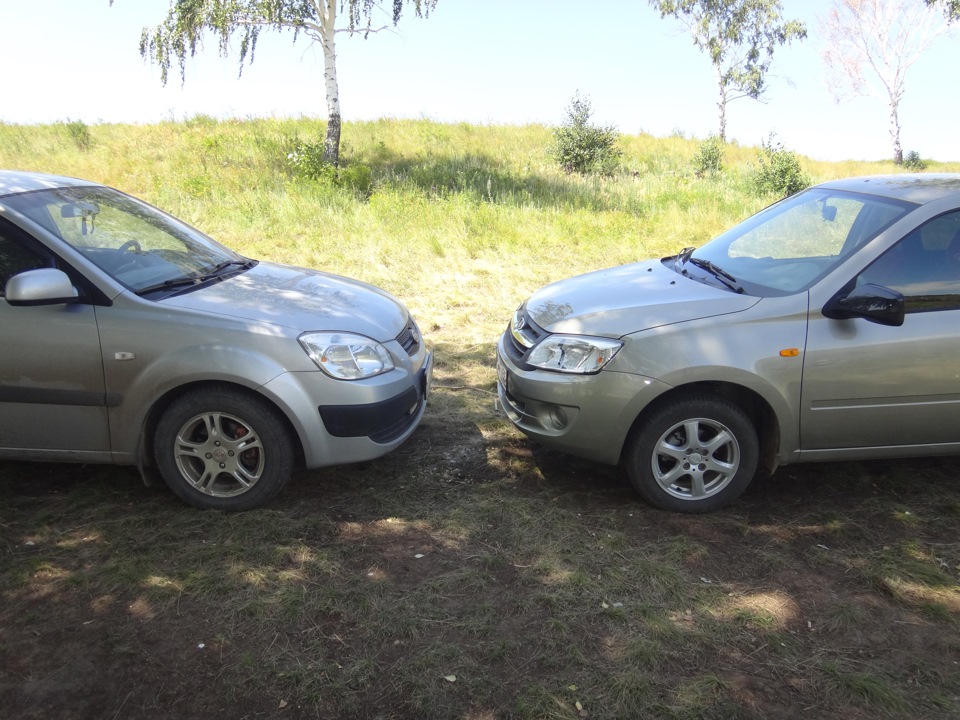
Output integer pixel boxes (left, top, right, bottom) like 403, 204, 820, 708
0, 170, 97, 198
816, 174, 960, 205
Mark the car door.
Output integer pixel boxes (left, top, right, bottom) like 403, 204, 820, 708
801, 210, 960, 450
0, 219, 111, 457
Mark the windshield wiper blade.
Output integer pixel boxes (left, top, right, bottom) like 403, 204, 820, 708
689, 257, 737, 282
674, 246, 696, 270
135, 275, 204, 296
135, 260, 254, 297
199, 259, 254, 281
688, 257, 744, 293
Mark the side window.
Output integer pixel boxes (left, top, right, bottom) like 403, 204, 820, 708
857, 211, 960, 312
0, 224, 52, 296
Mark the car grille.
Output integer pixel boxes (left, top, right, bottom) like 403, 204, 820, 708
396, 320, 421, 357
503, 306, 547, 364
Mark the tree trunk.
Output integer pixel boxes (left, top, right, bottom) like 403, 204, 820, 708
889, 96, 903, 165
718, 98, 727, 142
715, 65, 727, 141
324, 113, 341, 165
320, 0, 340, 166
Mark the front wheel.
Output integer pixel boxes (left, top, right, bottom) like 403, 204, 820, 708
154, 387, 295, 511
624, 395, 758, 513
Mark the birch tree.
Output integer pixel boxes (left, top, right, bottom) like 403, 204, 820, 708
131, 0, 437, 166
926, 0, 960, 20
821, 0, 951, 163
648, 0, 806, 141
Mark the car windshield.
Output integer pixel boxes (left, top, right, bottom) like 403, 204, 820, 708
4, 185, 247, 294
678, 188, 915, 296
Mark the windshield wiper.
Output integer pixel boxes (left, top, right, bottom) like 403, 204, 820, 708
135, 275, 206, 297
199, 259, 255, 280
674, 246, 696, 271
135, 259, 255, 298
688, 257, 744, 293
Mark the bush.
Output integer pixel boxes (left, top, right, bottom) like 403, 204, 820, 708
693, 135, 724, 177
902, 151, 927, 171
337, 162, 373, 197
285, 139, 373, 197
286, 138, 332, 182
553, 93, 622, 175
752, 135, 809, 198
62, 119, 92, 151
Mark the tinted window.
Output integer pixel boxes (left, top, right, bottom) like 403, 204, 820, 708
857, 211, 960, 312
0, 222, 51, 295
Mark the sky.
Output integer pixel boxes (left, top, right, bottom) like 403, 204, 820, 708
1, 0, 958, 162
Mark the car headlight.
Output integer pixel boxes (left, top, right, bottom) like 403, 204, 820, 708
299, 332, 395, 380
526, 335, 623, 374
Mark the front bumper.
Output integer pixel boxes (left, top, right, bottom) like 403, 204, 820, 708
320, 352, 432, 443
496, 333, 666, 465
261, 348, 433, 469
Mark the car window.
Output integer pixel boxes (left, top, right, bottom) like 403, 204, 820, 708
856, 210, 960, 312
0, 222, 52, 296
841, 201, 908, 253
46, 195, 184, 254
4, 186, 244, 293
689, 189, 913, 296
729, 196, 864, 260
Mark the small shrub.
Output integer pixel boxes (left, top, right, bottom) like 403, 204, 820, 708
902, 151, 927, 171
552, 93, 622, 175
337, 162, 373, 197
286, 139, 332, 182
285, 138, 373, 197
185, 113, 219, 129
693, 135, 724, 177
63, 119, 92, 151
752, 135, 809, 198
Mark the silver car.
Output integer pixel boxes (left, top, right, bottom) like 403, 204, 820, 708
498, 174, 960, 512
0, 171, 432, 510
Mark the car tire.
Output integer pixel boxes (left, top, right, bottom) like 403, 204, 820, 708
624, 394, 758, 513
154, 386, 295, 511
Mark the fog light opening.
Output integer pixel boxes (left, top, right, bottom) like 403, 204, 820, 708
547, 405, 569, 430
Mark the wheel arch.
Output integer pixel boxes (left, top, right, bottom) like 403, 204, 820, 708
619, 380, 780, 475
135, 380, 305, 480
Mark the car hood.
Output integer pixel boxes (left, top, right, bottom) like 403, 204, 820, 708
161, 261, 409, 340
525, 259, 760, 337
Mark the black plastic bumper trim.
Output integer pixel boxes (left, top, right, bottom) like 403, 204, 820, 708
319, 384, 422, 444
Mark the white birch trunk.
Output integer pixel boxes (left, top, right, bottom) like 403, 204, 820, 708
889, 96, 903, 164
318, 0, 341, 165
715, 64, 727, 141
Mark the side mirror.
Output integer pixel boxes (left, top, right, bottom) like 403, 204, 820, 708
822, 283, 904, 327
5, 268, 79, 306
